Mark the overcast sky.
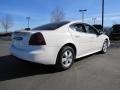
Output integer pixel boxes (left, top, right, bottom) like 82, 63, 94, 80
0, 0, 120, 31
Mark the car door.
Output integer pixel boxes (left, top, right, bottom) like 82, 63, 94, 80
84, 24, 102, 52
69, 23, 93, 57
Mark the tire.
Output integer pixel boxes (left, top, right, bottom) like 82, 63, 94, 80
100, 40, 108, 54
56, 46, 75, 70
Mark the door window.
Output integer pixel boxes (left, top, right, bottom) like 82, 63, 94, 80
84, 25, 98, 35
70, 24, 86, 33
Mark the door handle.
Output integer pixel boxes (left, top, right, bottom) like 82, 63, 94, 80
75, 35, 80, 38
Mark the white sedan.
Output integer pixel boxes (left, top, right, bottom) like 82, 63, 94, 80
10, 21, 110, 70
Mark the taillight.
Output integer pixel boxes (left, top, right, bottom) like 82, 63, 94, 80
29, 32, 46, 45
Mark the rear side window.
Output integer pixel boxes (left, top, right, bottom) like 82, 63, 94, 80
32, 21, 70, 30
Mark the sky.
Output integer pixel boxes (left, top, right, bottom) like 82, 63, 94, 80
0, 0, 120, 32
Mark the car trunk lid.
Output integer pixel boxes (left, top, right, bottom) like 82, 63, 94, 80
12, 31, 33, 50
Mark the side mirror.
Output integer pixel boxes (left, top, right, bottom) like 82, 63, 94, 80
100, 31, 104, 34
98, 30, 104, 35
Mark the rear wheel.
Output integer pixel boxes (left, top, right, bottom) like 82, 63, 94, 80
100, 40, 108, 54
56, 46, 75, 70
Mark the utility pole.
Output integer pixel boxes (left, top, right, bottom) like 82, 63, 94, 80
102, 0, 104, 31
26, 17, 30, 28
79, 9, 87, 23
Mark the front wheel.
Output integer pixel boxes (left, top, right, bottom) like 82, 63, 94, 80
56, 46, 75, 70
100, 40, 108, 54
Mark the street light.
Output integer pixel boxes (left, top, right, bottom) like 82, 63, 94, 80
79, 9, 87, 23
102, 0, 104, 31
26, 17, 30, 28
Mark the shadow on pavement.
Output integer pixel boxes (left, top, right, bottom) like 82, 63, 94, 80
0, 43, 119, 81
0, 55, 57, 81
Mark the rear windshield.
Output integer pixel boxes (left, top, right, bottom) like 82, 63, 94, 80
32, 21, 70, 30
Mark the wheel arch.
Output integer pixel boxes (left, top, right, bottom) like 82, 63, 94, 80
105, 38, 109, 47
56, 43, 77, 63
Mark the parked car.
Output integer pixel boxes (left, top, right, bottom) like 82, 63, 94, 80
112, 24, 120, 34
109, 24, 120, 40
10, 21, 110, 70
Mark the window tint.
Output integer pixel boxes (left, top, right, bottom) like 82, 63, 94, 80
85, 25, 98, 35
70, 24, 86, 33
32, 21, 70, 30
93, 25, 103, 30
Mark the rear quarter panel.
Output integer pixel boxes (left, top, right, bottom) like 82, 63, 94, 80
41, 27, 74, 47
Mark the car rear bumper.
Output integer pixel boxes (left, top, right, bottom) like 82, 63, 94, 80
10, 45, 60, 65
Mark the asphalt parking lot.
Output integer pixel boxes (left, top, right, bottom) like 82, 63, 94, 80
0, 40, 120, 90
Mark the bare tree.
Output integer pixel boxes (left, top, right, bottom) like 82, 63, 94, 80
51, 7, 65, 22
0, 15, 13, 32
